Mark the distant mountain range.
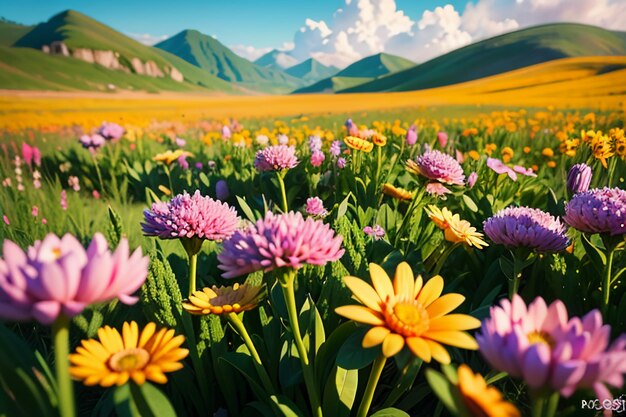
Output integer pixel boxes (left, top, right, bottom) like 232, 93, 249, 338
1, 10, 625, 95
294, 53, 414, 94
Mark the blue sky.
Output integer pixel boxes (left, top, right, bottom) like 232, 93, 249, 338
2, 0, 466, 47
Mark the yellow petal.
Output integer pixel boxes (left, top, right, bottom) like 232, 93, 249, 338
417, 275, 444, 307
363, 326, 390, 348
413, 275, 423, 298
335, 305, 384, 326
428, 315, 481, 331
425, 331, 478, 350
369, 263, 394, 301
98, 327, 123, 353
382, 333, 405, 357
406, 337, 431, 362
138, 323, 157, 348
131, 371, 146, 385
343, 276, 382, 312
122, 321, 139, 349
393, 262, 415, 297
426, 293, 465, 319
424, 340, 451, 364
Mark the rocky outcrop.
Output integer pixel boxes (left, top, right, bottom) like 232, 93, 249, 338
41, 41, 183, 82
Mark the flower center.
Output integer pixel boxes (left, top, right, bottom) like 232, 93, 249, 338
108, 348, 150, 372
384, 300, 429, 337
52, 247, 62, 259
527, 331, 554, 347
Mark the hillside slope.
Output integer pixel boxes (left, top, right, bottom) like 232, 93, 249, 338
342, 23, 626, 93
284, 58, 338, 84
0, 20, 32, 46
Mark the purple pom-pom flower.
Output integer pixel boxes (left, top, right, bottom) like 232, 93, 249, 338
564, 187, 626, 236
254, 145, 299, 172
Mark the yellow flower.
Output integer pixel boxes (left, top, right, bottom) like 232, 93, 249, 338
405, 159, 421, 175
182, 283, 265, 315
547, 160, 557, 168
501, 147, 514, 163
541, 148, 554, 158
382, 183, 413, 201
371, 132, 387, 146
153, 149, 193, 165
523, 146, 531, 154
484, 143, 497, 156
335, 262, 480, 362
69, 321, 188, 387
457, 365, 521, 417
468, 150, 480, 161
344, 136, 373, 152
590, 132, 613, 168
610, 128, 626, 158
559, 139, 579, 157
424, 205, 488, 249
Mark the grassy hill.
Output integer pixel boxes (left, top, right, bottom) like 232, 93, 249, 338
155, 30, 304, 93
342, 23, 626, 93
254, 49, 298, 70
9, 10, 233, 92
294, 53, 413, 93
0, 20, 32, 47
284, 58, 338, 84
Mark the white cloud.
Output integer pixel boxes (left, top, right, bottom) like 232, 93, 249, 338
229, 44, 273, 61
127, 33, 169, 46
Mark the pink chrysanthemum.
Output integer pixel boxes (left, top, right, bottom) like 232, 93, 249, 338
411, 150, 465, 185
305, 197, 328, 218
483, 206, 569, 252
477, 295, 626, 400
564, 187, 626, 236
254, 145, 299, 172
142, 190, 238, 240
218, 211, 344, 278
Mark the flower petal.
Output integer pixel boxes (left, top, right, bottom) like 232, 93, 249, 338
393, 262, 414, 298
369, 263, 394, 301
382, 333, 405, 357
417, 275, 444, 307
426, 294, 465, 319
363, 326, 390, 348
425, 331, 478, 350
343, 276, 382, 312
335, 305, 384, 325
406, 337, 431, 362
428, 314, 481, 331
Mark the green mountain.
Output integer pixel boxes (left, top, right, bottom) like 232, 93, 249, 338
284, 58, 338, 84
255, 49, 299, 70
7, 10, 233, 92
0, 19, 32, 46
342, 23, 626, 93
155, 30, 304, 93
294, 53, 414, 93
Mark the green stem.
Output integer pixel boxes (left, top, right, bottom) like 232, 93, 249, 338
603, 249, 615, 316
394, 195, 419, 247
276, 172, 289, 213
92, 152, 105, 197
280, 272, 322, 417
531, 391, 560, 417
227, 313, 275, 395
431, 242, 461, 276
375, 145, 382, 190
356, 354, 387, 417
508, 254, 522, 299
53, 315, 75, 417
188, 252, 198, 297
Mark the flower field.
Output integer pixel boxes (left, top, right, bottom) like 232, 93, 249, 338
1, 103, 626, 417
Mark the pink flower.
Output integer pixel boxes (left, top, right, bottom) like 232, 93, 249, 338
467, 172, 478, 188
487, 157, 517, 181
60, 190, 67, 211
218, 211, 344, 278
477, 295, 626, 400
310, 150, 325, 167
33, 147, 41, 167
31, 206, 39, 217
254, 145, 299, 172
22, 143, 33, 167
437, 131, 448, 148
68, 176, 80, 192
337, 157, 346, 169
0, 233, 148, 324
405, 125, 418, 146
2, 215, 8, 225
221, 125, 232, 139
513, 165, 537, 177
305, 197, 328, 218
363, 225, 385, 240
92, 190, 100, 199
98, 122, 124, 141
426, 182, 451, 196
142, 190, 238, 241
413, 150, 465, 185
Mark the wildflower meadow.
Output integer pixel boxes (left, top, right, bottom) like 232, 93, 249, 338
1, 106, 625, 417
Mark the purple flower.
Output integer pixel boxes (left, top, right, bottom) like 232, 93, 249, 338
564, 187, 626, 236
477, 295, 626, 399
345, 119, 358, 136
175, 137, 187, 147
305, 197, 328, 218
218, 211, 344, 278
467, 172, 478, 189
98, 122, 124, 141
483, 206, 569, 252
437, 131, 448, 148
142, 190, 238, 241
79, 134, 106, 150
309, 135, 322, 152
412, 150, 465, 185
567, 163, 592, 194
513, 165, 537, 178
487, 157, 517, 181
363, 225, 385, 240
330, 140, 342, 157
405, 125, 418, 146
310, 150, 325, 167
195, 162, 203, 170
0, 233, 148, 324
254, 145, 299, 172
177, 154, 189, 170
337, 157, 346, 169
216, 180, 230, 201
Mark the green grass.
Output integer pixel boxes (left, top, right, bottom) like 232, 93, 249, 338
0, 20, 32, 47
284, 58, 338, 84
155, 29, 304, 93
343, 23, 626, 93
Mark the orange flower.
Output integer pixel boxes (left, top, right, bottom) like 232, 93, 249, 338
344, 136, 374, 153
382, 183, 413, 201
457, 365, 521, 417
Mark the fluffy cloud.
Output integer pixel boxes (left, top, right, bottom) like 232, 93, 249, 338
229, 45, 273, 61
127, 33, 169, 46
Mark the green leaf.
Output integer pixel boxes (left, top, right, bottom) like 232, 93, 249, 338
580, 233, 607, 272
107, 205, 123, 247
336, 327, 379, 370
113, 384, 140, 417
322, 366, 358, 417
270, 395, 306, 417
279, 337, 302, 388
370, 407, 411, 417
145, 187, 161, 205
129, 382, 177, 417
199, 172, 210, 188
315, 322, 357, 391
337, 193, 351, 218
425, 368, 458, 414
237, 196, 258, 222
462, 194, 479, 212
498, 256, 514, 280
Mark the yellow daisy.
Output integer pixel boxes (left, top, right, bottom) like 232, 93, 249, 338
344, 136, 374, 153
382, 183, 413, 201
69, 321, 188, 387
182, 283, 265, 315
371, 133, 387, 147
335, 262, 480, 362
424, 205, 488, 249
457, 365, 521, 417
153, 149, 194, 165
